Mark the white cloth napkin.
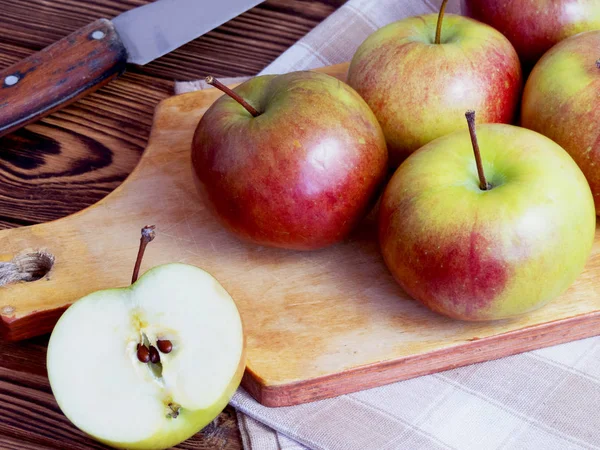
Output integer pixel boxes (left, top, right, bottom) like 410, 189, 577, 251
175, 1, 600, 448
231, 335, 600, 449
175, 0, 462, 93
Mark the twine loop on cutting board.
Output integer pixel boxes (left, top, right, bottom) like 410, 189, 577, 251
0, 251, 55, 287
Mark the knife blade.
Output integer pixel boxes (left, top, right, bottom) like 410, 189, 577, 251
0, 0, 264, 138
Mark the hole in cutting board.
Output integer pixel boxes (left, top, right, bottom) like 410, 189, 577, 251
0, 250, 55, 286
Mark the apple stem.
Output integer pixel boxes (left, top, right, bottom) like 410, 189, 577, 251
435, 0, 449, 45
131, 225, 156, 284
465, 110, 490, 191
205, 76, 260, 117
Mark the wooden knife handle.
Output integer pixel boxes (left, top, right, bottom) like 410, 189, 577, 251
0, 19, 127, 138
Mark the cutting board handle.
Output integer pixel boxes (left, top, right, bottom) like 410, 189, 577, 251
0, 250, 55, 286
0, 19, 127, 138
0, 219, 106, 341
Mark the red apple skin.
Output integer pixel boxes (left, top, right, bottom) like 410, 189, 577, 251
347, 13, 521, 166
521, 30, 600, 214
463, 0, 600, 70
191, 71, 388, 251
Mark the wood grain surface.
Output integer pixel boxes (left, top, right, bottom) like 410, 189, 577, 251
0, 0, 345, 448
3, 62, 600, 411
0, 0, 345, 229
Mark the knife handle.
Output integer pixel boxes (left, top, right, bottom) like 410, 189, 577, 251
0, 19, 127, 138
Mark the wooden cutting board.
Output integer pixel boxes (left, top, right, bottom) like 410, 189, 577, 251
2, 62, 600, 407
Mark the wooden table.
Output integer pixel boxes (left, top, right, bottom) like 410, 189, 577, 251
0, 1, 344, 447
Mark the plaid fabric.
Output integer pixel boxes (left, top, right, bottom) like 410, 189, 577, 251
175, 1, 600, 448
175, 0, 461, 93
231, 335, 600, 449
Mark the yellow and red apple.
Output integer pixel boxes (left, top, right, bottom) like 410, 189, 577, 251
522, 30, 600, 213
463, 0, 600, 71
347, 6, 521, 166
379, 120, 595, 321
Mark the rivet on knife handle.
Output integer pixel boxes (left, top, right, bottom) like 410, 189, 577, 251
0, 19, 127, 138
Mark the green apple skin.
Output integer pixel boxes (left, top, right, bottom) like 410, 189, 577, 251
463, 0, 600, 71
521, 30, 600, 214
379, 124, 595, 321
192, 71, 388, 251
47, 263, 246, 450
347, 14, 522, 167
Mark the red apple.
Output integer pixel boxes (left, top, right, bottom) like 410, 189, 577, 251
379, 112, 595, 321
191, 71, 388, 250
521, 30, 600, 213
463, 0, 600, 71
347, 2, 521, 166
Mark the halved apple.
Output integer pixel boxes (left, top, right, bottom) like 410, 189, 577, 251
47, 262, 245, 449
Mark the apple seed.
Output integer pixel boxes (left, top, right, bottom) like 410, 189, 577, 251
136, 344, 150, 363
157, 339, 173, 354
149, 345, 160, 364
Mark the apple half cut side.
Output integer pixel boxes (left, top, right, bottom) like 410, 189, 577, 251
47, 263, 245, 450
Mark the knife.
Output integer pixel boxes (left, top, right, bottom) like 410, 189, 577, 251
0, 0, 263, 138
